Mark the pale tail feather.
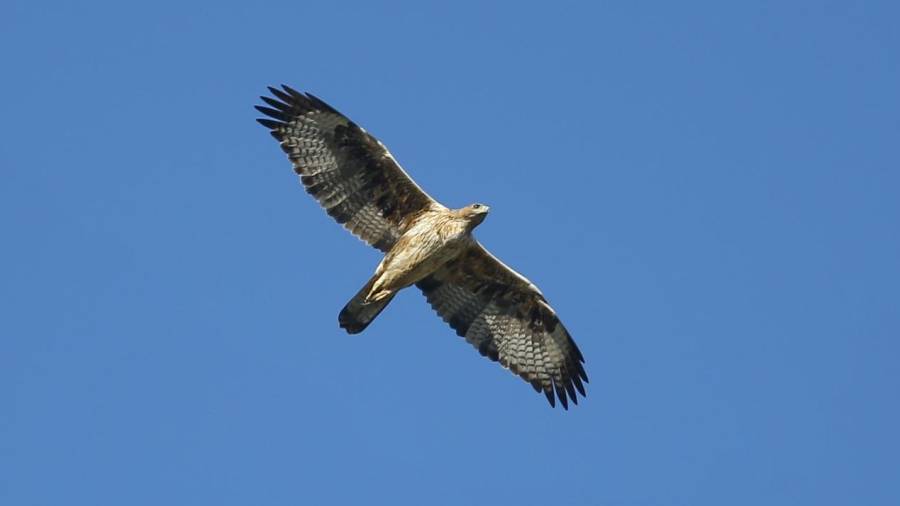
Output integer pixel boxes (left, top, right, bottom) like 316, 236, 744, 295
338, 276, 396, 334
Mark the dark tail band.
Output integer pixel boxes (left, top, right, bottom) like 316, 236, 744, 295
338, 277, 395, 334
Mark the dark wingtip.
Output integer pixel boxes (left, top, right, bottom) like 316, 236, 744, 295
544, 388, 556, 408
573, 375, 586, 397
554, 379, 569, 410
281, 83, 303, 97
260, 95, 290, 111
255, 105, 289, 121
268, 85, 294, 104
256, 118, 281, 129
305, 92, 340, 114
565, 380, 578, 405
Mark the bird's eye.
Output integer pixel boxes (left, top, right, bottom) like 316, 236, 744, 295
472, 204, 481, 209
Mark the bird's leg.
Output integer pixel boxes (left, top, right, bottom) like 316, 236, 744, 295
365, 276, 394, 302
367, 288, 394, 302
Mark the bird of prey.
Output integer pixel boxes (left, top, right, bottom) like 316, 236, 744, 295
255, 85, 588, 408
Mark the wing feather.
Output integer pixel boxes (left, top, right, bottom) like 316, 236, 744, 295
256, 85, 442, 251
417, 242, 587, 409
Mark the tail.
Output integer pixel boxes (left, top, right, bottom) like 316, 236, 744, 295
338, 276, 396, 334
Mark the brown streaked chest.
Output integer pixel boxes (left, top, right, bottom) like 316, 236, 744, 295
377, 212, 471, 283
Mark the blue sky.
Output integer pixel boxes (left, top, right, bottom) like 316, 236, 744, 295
2, 1, 899, 504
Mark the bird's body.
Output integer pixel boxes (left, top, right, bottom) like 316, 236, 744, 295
368, 206, 486, 302
256, 85, 588, 408
339, 206, 487, 335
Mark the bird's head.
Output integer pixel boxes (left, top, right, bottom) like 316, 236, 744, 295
459, 203, 490, 230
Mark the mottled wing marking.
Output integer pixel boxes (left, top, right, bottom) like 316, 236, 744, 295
256, 85, 441, 251
417, 242, 587, 409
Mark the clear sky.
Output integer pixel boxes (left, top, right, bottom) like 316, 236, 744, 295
2, 1, 899, 504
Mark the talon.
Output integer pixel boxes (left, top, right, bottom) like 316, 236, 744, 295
369, 289, 392, 302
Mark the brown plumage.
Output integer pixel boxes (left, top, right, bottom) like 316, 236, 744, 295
256, 85, 588, 409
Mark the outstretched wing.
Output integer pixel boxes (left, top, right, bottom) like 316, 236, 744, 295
256, 85, 442, 251
417, 242, 588, 409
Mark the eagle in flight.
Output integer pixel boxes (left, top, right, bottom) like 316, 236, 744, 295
256, 85, 588, 408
